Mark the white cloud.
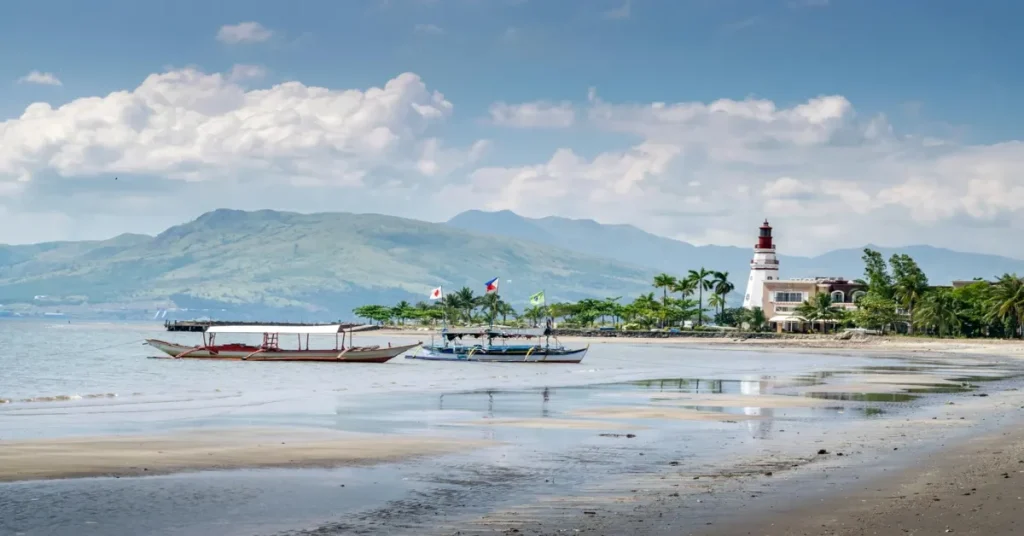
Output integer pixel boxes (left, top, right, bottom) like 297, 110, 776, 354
0, 68, 485, 191
603, 0, 630, 20
3, 61, 1024, 259
471, 92, 1024, 256
18, 71, 62, 86
216, 22, 273, 44
414, 23, 444, 35
489, 101, 575, 128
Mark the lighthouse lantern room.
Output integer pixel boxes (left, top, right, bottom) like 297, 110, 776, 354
742, 219, 780, 310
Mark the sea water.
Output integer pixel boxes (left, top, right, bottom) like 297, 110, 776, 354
1, 320, 1016, 535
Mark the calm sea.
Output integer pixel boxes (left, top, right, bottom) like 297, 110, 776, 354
1, 320, 985, 535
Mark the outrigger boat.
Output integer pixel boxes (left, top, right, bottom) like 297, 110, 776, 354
408, 326, 588, 363
146, 324, 421, 363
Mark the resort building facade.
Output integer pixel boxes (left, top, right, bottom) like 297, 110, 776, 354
741, 220, 866, 332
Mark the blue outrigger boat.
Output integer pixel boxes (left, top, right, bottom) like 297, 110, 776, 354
407, 325, 588, 363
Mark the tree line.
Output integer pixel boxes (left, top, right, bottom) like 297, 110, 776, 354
353, 268, 746, 331
352, 251, 1024, 339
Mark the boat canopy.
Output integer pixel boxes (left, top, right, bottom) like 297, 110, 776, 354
441, 327, 547, 340
206, 324, 371, 334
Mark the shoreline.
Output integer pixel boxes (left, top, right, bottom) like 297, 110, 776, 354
375, 327, 1024, 358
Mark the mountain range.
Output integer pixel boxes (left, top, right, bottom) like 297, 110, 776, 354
1, 208, 1020, 320
447, 210, 1024, 286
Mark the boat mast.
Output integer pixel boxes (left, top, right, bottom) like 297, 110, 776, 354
439, 289, 449, 349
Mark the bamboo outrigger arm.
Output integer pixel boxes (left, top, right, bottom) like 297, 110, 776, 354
241, 348, 265, 360
174, 346, 207, 359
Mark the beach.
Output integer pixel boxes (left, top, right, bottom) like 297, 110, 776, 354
3, 321, 1024, 535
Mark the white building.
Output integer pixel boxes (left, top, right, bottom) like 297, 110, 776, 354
742, 219, 780, 309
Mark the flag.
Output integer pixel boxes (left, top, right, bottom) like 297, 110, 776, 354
484, 277, 499, 294
529, 291, 545, 305
429, 287, 443, 300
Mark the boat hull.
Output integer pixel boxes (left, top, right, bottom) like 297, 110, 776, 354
145, 339, 420, 363
407, 345, 587, 364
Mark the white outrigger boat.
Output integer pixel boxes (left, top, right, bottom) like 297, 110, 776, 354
146, 324, 421, 363
408, 326, 588, 364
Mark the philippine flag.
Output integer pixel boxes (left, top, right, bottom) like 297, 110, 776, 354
484, 277, 499, 294
429, 287, 443, 300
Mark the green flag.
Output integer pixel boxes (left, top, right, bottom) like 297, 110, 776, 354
529, 291, 545, 305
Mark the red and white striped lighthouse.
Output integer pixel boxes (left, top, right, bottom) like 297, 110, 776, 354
742, 219, 780, 309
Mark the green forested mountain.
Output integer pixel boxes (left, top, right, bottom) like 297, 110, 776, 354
0, 209, 656, 319
447, 210, 1024, 284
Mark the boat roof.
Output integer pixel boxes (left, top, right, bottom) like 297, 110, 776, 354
206, 324, 369, 334
442, 327, 546, 338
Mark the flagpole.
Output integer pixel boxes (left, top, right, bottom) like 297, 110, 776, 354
440, 286, 447, 332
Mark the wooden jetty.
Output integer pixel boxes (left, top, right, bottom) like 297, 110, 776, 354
164, 320, 373, 332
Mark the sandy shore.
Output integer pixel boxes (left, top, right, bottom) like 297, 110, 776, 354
701, 424, 1024, 536
377, 327, 1024, 358
0, 427, 491, 482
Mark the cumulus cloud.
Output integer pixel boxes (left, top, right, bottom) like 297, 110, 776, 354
488, 101, 575, 128
217, 22, 273, 44
3, 61, 1024, 258
471, 92, 1024, 256
18, 71, 62, 86
0, 68, 486, 190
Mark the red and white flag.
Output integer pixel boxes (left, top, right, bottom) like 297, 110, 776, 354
429, 287, 443, 300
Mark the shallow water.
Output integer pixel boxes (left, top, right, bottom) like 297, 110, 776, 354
2, 320, 1022, 535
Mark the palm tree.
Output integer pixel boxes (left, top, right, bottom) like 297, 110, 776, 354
522, 305, 548, 327
891, 254, 929, 334
712, 271, 734, 318
479, 292, 505, 326
746, 307, 767, 332
686, 268, 715, 327
987, 274, 1024, 337
914, 289, 961, 337
496, 300, 517, 325
602, 297, 623, 327
796, 293, 841, 333
653, 273, 677, 326
708, 294, 725, 321
391, 300, 413, 325
450, 286, 477, 324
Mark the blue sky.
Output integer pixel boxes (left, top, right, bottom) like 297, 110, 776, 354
1, 0, 1023, 256
3, 0, 1021, 140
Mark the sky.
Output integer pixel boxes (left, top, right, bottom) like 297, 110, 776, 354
1, 0, 1023, 257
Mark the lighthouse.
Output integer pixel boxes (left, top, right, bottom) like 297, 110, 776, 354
742, 219, 780, 310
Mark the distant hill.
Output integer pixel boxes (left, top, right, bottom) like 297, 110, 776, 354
0, 209, 656, 320
447, 210, 1024, 285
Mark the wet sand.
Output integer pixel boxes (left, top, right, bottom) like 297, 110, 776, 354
0, 427, 491, 482
636, 393, 842, 408
459, 417, 646, 430
571, 406, 762, 421
701, 424, 1024, 536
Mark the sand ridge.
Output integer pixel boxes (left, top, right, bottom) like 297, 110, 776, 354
643, 393, 843, 408
0, 426, 493, 482
571, 406, 761, 421
456, 417, 646, 430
